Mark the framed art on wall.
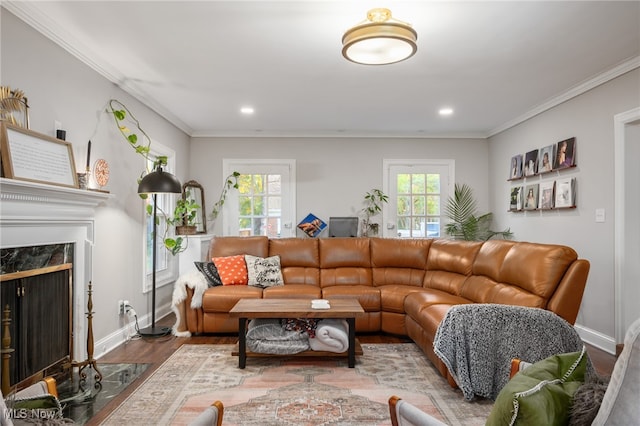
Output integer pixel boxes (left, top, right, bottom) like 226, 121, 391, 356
554, 137, 576, 169
523, 149, 538, 176
0, 122, 78, 188
509, 154, 523, 180
538, 144, 555, 174
538, 181, 555, 209
524, 184, 539, 210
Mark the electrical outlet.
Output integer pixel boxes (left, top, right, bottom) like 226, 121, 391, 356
118, 299, 125, 315
123, 300, 131, 314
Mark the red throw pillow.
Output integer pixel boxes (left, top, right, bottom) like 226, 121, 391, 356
211, 255, 248, 285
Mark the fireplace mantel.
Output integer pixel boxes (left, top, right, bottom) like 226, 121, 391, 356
0, 177, 110, 221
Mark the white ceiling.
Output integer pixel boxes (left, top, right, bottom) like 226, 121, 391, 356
5, 1, 640, 138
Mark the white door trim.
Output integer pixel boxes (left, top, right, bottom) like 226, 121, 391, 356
614, 106, 640, 342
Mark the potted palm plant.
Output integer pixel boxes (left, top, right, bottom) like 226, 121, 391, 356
444, 183, 513, 241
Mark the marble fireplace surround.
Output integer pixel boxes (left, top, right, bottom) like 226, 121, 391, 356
0, 177, 109, 361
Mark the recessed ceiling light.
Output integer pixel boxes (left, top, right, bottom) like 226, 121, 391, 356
240, 106, 254, 115
439, 108, 454, 116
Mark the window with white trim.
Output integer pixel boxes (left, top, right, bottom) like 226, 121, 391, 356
382, 159, 454, 238
222, 159, 296, 238
143, 143, 179, 292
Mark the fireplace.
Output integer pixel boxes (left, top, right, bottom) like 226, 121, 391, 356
0, 178, 108, 385
1, 245, 73, 386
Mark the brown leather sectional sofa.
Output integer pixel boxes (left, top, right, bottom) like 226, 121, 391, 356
179, 236, 589, 384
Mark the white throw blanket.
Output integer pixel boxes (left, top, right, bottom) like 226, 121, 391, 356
309, 319, 350, 353
171, 269, 209, 337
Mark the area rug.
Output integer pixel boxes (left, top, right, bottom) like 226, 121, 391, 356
100, 344, 493, 425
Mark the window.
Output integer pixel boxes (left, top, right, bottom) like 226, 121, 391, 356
383, 159, 454, 238
222, 159, 296, 238
143, 144, 179, 292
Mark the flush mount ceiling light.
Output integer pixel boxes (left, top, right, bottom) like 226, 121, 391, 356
342, 8, 417, 65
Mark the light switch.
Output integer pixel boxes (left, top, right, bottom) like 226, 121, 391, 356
595, 208, 605, 223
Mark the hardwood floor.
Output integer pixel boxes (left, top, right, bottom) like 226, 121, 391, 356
86, 313, 618, 425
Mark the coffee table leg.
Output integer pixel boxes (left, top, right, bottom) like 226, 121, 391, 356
347, 318, 355, 368
238, 317, 247, 369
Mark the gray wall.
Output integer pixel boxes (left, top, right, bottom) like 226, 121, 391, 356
190, 137, 489, 237
1, 10, 190, 354
488, 68, 640, 351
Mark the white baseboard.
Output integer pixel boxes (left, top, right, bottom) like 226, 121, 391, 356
93, 302, 173, 359
575, 323, 617, 355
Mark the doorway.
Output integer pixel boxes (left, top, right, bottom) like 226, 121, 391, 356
614, 107, 640, 344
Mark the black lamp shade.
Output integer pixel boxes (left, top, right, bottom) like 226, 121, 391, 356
138, 167, 182, 194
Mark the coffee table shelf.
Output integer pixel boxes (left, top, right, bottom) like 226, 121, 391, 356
229, 298, 364, 368
231, 339, 363, 358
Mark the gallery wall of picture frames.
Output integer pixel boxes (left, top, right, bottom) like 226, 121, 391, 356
508, 137, 577, 212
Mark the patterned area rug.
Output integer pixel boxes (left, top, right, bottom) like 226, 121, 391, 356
100, 344, 493, 425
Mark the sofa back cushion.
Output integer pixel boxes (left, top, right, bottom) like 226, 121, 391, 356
208, 236, 269, 259
370, 238, 430, 287
319, 238, 372, 287
460, 240, 578, 305
423, 240, 483, 295
269, 238, 320, 286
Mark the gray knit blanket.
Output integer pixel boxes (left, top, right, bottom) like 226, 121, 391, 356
433, 304, 588, 401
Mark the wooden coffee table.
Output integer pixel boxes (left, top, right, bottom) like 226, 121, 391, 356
229, 298, 365, 368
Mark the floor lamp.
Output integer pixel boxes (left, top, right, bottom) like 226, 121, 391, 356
137, 165, 182, 337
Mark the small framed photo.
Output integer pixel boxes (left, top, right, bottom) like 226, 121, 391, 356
555, 178, 576, 208
509, 154, 522, 179
524, 184, 539, 210
1, 122, 78, 188
538, 144, 554, 174
510, 186, 523, 211
554, 137, 576, 169
523, 149, 538, 176
297, 213, 326, 238
538, 181, 555, 209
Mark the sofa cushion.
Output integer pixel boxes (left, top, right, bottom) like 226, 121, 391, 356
379, 285, 427, 314
208, 235, 269, 258
201, 286, 263, 312
245, 255, 284, 288
194, 261, 223, 287
487, 347, 588, 425
424, 240, 483, 295
319, 238, 371, 268
371, 238, 429, 287
321, 285, 381, 311
263, 284, 322, 299
212, 255, 248, 285
269, 238, 320, 286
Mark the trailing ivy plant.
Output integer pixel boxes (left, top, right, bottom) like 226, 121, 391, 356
444, 183, 513, 241
209, 171, 241, 226
107, 99, 188, 253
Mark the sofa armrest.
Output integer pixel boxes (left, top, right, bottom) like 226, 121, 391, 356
547, 259, 590, 324
184, 287, 204, 334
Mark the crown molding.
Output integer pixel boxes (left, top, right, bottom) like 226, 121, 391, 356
488, 56, 640, 137
2, 2, 194, 136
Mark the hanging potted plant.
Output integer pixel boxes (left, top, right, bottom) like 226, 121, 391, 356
360, 189, 388, 237
170, 189, 200, 235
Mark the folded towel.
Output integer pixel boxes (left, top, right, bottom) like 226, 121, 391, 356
309, 319, 349, 353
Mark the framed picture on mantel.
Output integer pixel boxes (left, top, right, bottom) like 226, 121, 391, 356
0, 122, 78, 188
